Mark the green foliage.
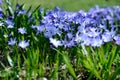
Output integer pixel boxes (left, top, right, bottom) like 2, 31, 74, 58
0, 0, 120, 80
16, 0, 120, 11
56, 49, 77, 79
77, 43, 120, 80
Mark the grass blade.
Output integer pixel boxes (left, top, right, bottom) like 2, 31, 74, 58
61, 52, 77, 79
110, 67, 120, 80
7, 54, 14, 67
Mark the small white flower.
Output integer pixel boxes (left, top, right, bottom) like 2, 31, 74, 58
0, 22, 3, 26
7, 25, 14, 28
49, 38, 62, 48
8, 38, 17, 46
18, 40, 29, 49
18, 27, 27, 34
3, 34, 8, 38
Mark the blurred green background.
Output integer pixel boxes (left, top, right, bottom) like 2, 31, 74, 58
4, 0, 120, 11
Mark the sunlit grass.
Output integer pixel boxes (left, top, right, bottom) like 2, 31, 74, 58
7, 0, 120, 11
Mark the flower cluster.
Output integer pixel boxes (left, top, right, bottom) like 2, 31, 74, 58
0, 4, 33, 49
36, 6, 120, 48
0, 3, 120, 49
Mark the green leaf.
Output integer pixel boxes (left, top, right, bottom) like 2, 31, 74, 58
61, 52, 77, 79
5, 0, 14, 16
0, 61, 6, 69
54, 49, 77, 79
26, 5, 32, 14
81, 45, 88, 55
8, 6, 14, 16
107, 45, 117, 70
110, 67, 120, 80
29, 5, 41, 18
7, 54, 14, 67
97, 46, 107, 65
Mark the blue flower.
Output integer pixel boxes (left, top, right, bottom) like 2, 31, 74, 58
82, 37, 92, 46
0, 22, 3, 26
5, 19, 14, 28
36, 25, 45, 34
18, 40, 29, 49
102, 31, 114, 42
0, 0, 2, 5
44, 25, 59, 38
0, 8, 3, 18
18, 27, 27, 34
91, 37, 103, 47
67, 32, 74, 39
75, 33, 91, 46
54, 7, 61, 12
5, 19, 14, 25
40, 8, 44, 13
16, 4, 21, 8
114, 34, 120, 45
18, 10, 26, 15
62, 39, 76, 48
7, 25, 14, 28
87, 27, 101, 38
8, 38, 17, 46
15, 8, 26, 16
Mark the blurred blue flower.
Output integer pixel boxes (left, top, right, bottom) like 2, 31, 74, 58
5, 19, 14, 25
91, 37, 103, 47
18, 10, 26, 15
54, 7, 61, 12
18, 27, 27, 34
75, 33, 91, 46
67, 32, 74, 39
8, 38, 17, 46
15, 9, 26, 16
44, 26, 59, 38
102, 30, 115, 42
0, 8, 3, 18
36, 25, 45, 34
62, 39, 76, 48
18, 40, 29, 49
99, 24, 106, 29
0, 0, 2, 5
87, 27, 101, 38
84, 18, 92, 25
114, 34, 120, 45
0, 22, 3, 26
82, 37, 92, 46
16, 4, 21, 8
40, 8, 44, 13
7, 25, 14, 28
5, 19, 14, 28
31, 25, 37, 29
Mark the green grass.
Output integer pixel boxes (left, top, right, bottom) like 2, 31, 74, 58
0, 0, 120, 80
8, 0, 120, 11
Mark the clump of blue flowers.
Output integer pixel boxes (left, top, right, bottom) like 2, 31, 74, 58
0, 2, 120, 50
37, 6, 120, 48
1, 1, 120, 79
